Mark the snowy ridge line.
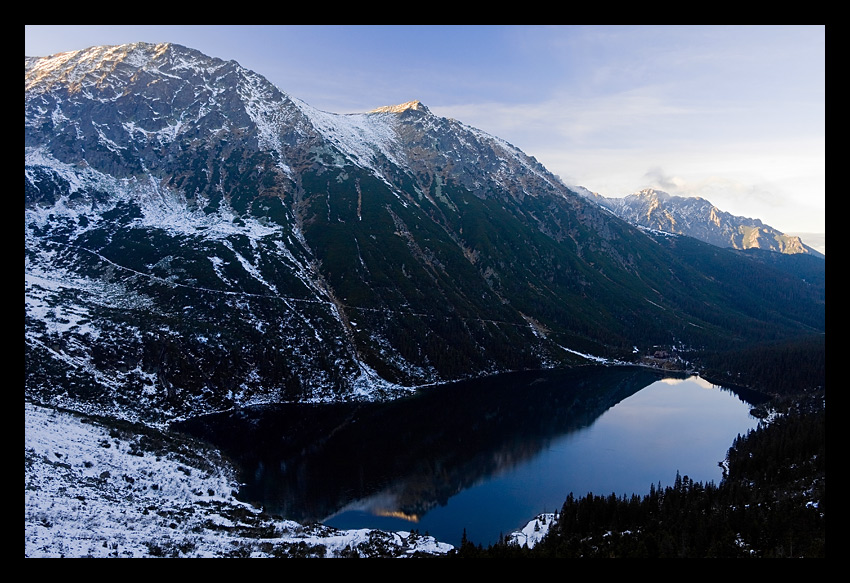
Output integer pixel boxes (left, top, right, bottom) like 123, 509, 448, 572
31, 238, 551, 333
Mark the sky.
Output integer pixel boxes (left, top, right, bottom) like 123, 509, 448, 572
25, 25, 825, 236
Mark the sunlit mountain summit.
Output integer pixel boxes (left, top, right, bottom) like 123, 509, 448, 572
575, 187, 823, 257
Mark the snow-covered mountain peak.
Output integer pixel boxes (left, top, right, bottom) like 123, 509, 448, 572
585, 187, 821, 256
25, 42, 248, 99
26, 42, 170, 93
634, 188, 672, 200
368, 100, 430, 114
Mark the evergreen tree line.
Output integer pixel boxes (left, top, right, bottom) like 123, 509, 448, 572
451, 405, 825, 558
698, 334, 825, 396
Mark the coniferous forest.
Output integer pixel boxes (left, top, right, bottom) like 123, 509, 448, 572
452, 405, 824, 558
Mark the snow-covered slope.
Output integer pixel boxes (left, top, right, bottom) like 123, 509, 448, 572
25, 401, 454, 557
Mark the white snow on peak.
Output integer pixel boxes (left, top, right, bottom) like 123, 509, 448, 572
26, 43, 171, 95
368, 100, 429, 114
294, 96, 568, 200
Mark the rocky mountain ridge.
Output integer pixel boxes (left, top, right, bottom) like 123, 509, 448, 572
575, 187, 822, 257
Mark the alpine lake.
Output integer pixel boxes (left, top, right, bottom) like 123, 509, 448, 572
176, 365, 765, 549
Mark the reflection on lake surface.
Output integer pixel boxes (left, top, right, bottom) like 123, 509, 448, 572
176, 366, 761, 548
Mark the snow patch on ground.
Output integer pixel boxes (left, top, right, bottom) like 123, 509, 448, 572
508, 513, 557, 549
25, 401, 453, 558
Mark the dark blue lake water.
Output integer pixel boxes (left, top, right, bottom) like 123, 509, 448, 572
177, 366, 761, 549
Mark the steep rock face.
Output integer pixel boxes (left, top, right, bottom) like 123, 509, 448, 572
579, 188, 822, 257
25, 43, 825, 424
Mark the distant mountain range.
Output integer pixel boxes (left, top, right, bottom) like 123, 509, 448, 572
573, 187, 824, 257
25, 43, 825, 424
